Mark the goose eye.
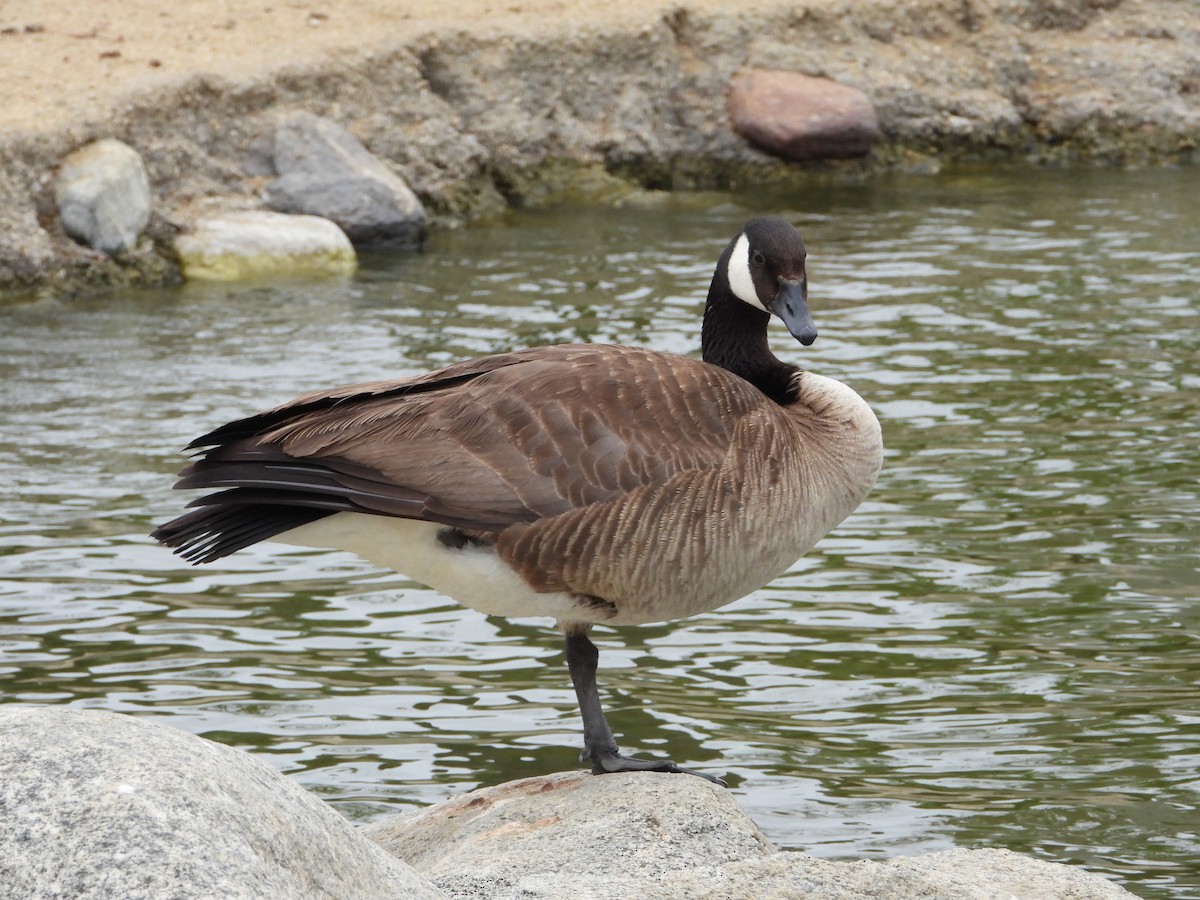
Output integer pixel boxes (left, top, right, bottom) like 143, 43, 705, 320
751, 250, 765, 266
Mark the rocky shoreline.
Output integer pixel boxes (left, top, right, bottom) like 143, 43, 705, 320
1, 0, 1197, 296
0, 706, 1137, 899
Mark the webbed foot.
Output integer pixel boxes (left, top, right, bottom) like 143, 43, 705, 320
584, 742, 727, 786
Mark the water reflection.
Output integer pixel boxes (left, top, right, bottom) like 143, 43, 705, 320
2, 168, 1198, 898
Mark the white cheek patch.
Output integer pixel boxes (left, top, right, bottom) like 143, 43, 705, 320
727, 233, 768, 312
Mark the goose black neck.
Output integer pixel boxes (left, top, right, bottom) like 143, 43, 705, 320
701, 266, 801, 406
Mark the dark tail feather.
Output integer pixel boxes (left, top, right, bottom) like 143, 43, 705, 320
152, 439, 521, 565
151, 503, 333, 564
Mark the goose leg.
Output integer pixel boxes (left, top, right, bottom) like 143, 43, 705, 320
563, 627, 726, 786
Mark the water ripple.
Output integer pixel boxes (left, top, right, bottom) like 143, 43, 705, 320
2, 169, 1198, 898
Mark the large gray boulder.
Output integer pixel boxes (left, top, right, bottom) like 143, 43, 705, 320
54, 139, 151, 255
366, 771, 1136, 900
0, 705, 1136, 900
264, 111, 427, 250
365, 771, 772, 895
0, 706, 442, 900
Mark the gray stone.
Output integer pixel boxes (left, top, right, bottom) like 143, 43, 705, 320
175, 210, 357, 281
0, 705, 443, 900
553, 848, 1138, 900
54, 138, 151, 255
365, 771, 771, 895
265, 111, 427, 249
365, 771, 1136, 900
727, 70, 881, 161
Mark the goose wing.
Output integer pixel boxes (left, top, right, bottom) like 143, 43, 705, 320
171, 344, 770, 533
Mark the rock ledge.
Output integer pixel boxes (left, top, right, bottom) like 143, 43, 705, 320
0, 705, 1136, 900
0, 705, 435, 900
365, 770, 1136, 900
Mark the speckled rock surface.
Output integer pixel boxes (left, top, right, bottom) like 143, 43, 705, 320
364, 771, 1136, 899
364, 771, 772, 895
0, 706, 1137, 900
0, 705, 442, 900
552, 848, 1139, 899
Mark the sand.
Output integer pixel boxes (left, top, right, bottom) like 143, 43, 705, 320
2, 0, 1196, 293
0, 0, 789, 136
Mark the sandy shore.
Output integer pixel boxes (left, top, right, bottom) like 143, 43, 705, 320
2, 0, 1197, 294
0, 0, 786, 136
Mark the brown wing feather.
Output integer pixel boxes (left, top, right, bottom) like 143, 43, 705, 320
497, 407, 794, 621
175, 344, 772, 532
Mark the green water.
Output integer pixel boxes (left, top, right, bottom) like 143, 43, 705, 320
2, 168, 1198, 897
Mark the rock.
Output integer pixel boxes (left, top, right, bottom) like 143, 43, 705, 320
54, 138, 151, 255
364, 771, 771, 895
576, 848, 1139, 900
175, 210, 357, 281
0, 705, 443, 900
264, 111, 427, 249
365, 771, 1136, 900
727, 70, 881, 161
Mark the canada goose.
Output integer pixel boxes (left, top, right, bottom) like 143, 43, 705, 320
153, 217, 883, 785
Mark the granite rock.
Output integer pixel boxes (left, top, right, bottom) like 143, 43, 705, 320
0, 705, 1138, 900
727, 70, 881, 161
364, 771, 1136, 900
54, 138, 151, 255
365, 771, 771, 896
264, 111, 427, 249
0, 705, 442, 900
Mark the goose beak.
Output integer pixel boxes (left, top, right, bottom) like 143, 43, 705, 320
773, 277, 817, 346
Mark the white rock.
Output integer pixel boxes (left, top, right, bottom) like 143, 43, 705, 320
366, 771, 1137, 900
175, 210, 357, 281
0, 705, 443, 900
54, 138, 151, 255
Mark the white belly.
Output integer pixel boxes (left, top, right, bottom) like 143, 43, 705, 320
275, 513, 583, 621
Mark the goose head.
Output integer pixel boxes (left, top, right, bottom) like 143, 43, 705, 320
702, 217, 816, 401
724, 216, 815, 346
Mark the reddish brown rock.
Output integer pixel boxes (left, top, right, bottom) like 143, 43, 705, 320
728, 70, 881, 161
